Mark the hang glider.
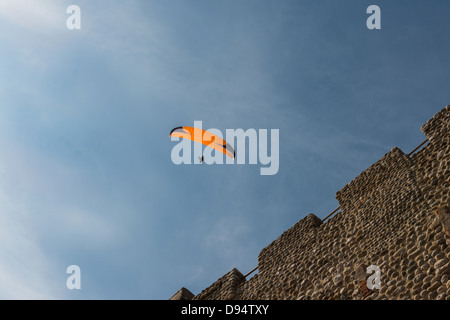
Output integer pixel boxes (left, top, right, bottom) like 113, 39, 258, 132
170, 126, 235, 159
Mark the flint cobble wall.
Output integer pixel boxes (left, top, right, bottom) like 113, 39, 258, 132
176, 105, 450, 300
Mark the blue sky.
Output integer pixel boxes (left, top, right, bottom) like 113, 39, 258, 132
0, 0, 449, 299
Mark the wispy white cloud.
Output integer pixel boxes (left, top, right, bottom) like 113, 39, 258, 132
0, 0, 65, 31
0, 1, 159, 299
0, 124, 131, 298
202, 216, 251, 264
0, 171, 62, 299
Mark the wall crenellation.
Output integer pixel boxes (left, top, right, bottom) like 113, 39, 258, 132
171, 105, 450, 300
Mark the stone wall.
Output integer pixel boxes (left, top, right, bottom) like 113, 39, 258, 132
174, 105, 450, 300
194, 268, 245, 300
